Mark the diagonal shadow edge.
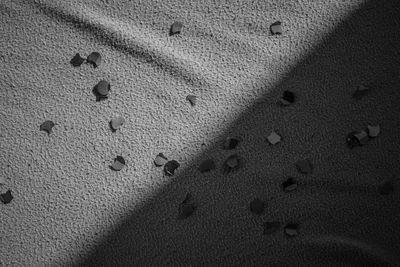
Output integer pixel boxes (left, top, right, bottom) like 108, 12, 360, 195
69, 0, 400, 266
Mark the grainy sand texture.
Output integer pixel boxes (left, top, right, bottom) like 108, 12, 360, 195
1, 0, 400, 266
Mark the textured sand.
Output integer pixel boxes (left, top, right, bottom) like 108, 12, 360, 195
1, 0, 400, 266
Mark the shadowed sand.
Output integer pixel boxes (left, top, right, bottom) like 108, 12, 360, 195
72, 0, 400, 266
0, 0, 399, 266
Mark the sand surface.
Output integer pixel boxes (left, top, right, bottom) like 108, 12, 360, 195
1, 0, 400, 266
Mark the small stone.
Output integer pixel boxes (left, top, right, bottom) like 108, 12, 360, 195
270, 21, 282, 35
267, 131, 281, 145
154, 153, 168, 167
354, 130, 369, 145
379, 181, 395, 195
352, 84, 369, 99
367, 125, 380, 138
0, 190, 13, 204
346, 131, 361, 148
186, 95, 196, 106
223, 137, 240, 150
279, 90, 295, 106
284, 223, 299, 237
70, 53, 85, 67
178, 193, 195, 219
164, 160, 180, 176
223, 154, 241, 174
94, 80, 110, 97
111, 156, 125, 171
110, 116, 125, 131
282, 177, 297, 192
250, 198, 265, 214
282, 90, 295, 103
295, 159, 313, 174
0, 175, 5, 185
199, 159, 216, 173
40, 120, 55, 135
263, 221, 281, 235
179, 203, 195, 218
87, 52, 101, 68
226, 155, 239, 168
170, 21, 183, 36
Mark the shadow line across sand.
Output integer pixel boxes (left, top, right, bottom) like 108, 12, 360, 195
31, 0, 400, 265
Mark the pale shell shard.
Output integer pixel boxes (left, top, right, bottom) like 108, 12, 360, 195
270, 21, 282, 35
354, 130, 369, 145
223, 154, 241, 174
110, 116, 125, 131
111, 156, 125, 171
94, 80, 110, 96
367, 125, 380, 137
170, 21, 183, 36
282, 177, 297, 192
186, 95, 196, 106
87, 52, 101, 68
267, 131, 281, 145
284, 223, 299, 237
154, 153, 168, 167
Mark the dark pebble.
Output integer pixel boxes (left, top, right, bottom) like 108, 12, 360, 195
282, 90, 295, 103
379, 181, 395, 195
70, 53, 85, 67
0, 190, 13, 204
352, 85, 369, 99
164, 160, 180, 176
40, 120, 55, 135
346, 131, 361, 148
284, 223, 299, 237
179, 203, 195, 219
186, 95, 196, 106
282, 177, 298, 192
